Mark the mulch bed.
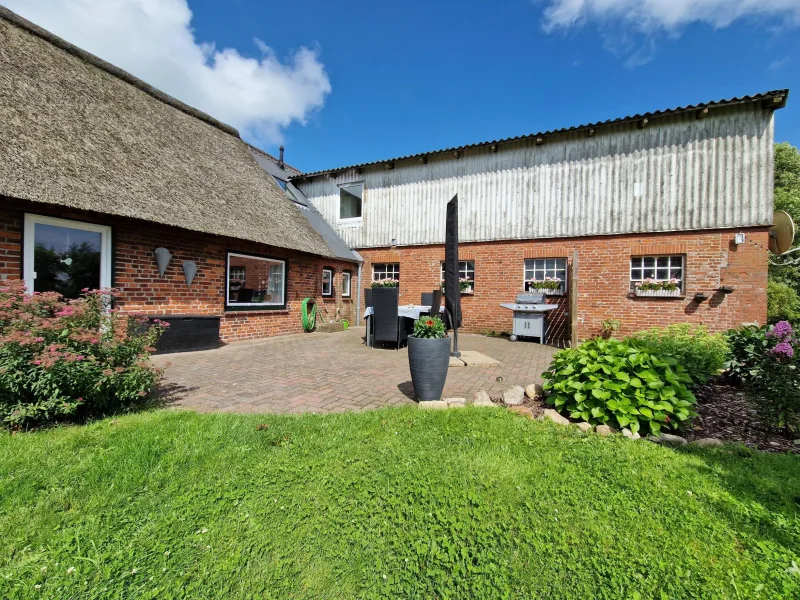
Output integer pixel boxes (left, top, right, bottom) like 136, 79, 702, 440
687, 380, 798, 454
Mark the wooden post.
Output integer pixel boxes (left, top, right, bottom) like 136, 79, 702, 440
570, 251, 579, 348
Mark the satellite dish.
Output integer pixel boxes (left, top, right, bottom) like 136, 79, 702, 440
769, 210, 795, 255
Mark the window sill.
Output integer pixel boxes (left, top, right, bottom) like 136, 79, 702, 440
224, 309, 289, 316
628, 292, 685, 300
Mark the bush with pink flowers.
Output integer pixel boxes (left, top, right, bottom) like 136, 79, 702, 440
0, 281, 167, 428
726, 320, 799, 432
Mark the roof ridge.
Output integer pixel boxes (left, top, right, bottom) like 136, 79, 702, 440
0, 5, 240, 138
292, 89, 789, 179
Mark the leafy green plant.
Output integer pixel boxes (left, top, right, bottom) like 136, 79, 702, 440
526, 276, 562, 291
0, 281, 165, 428
726, 322, 799, 432
768, 280, 800, 325
541, 338, 697, 435
371, 279, 398, 288
412, 315, 446, 339
599, 318, 621, 339
629, 323, 730, 384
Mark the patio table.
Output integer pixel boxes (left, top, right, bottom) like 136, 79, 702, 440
363, 305, 444, 347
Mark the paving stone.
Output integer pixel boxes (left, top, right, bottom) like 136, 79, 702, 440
502, 385, 526, 406
459, 351, 501, 367
418, 400, 448, 410
543, 409, 570, 426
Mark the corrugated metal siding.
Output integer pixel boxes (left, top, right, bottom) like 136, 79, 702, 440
296, 104, 774, 249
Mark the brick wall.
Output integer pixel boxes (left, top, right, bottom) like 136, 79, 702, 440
357, 228, 770, 342
0, 197, 357, 343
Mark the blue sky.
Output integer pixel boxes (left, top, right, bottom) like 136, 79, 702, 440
9, 0, 800, 173
187, 0, 799, 172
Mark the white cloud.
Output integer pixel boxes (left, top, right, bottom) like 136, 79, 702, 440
5, 0, 332, 144
541, 0, 800, 33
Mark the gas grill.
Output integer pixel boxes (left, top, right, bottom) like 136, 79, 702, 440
499, 293, 559, 343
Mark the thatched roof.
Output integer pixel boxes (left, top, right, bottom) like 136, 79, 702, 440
0, 6, 336, 259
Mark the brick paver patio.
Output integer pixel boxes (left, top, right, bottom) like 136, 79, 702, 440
153, 329, 558, 414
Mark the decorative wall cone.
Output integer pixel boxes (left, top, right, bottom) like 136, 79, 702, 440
154, 247, 172, 277
182, 260, 197, 287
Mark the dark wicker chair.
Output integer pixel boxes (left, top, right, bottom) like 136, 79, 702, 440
430, 289, 443, 316
372, 287, 406, 350
421, 292, 434, 306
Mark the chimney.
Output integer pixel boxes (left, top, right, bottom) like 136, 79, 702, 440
278, 145, 285, 169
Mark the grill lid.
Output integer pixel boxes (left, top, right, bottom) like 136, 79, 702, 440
516, 293, 545, 304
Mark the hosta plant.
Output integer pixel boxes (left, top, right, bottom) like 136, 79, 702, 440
541, 338, 697, 435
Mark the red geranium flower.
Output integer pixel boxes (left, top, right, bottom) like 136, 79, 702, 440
426, 320, 434, 327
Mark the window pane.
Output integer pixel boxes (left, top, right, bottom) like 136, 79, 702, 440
643, 268, 655, 279
631, 268, 642, 280
228, 253, 285, 306
33, 223, 102, 299
643, 257, 656, 268
657, 268, 669, 280
340, 185, 363, 219
631, 257, 642, 268
657, 257, 669, 267
671, 269, 682, 281
322, 269, 332, 295
342, 273, 351, 296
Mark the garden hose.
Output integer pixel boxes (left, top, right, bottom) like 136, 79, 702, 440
301, 298, 317, 332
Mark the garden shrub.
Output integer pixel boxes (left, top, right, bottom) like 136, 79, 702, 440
0, 281, 166, 428
767, 281, 800, 325
726, 321, 799, 432
629, 323, 730, 384
541, 338, 697, 436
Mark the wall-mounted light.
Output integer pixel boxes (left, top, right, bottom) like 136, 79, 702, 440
391, 238, 398, 247
182, 260, 197, 288
734, 232, 746, 245
154, 247, 172, 277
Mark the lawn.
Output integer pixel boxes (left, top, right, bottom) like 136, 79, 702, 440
1, 408, 798, 599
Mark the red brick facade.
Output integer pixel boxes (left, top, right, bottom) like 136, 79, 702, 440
0, 197, 357, 342
358, 227, 770, 343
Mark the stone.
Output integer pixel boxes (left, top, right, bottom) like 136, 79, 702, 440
458, 351, 501, 367
471, 390, 497, 408
525, 383, 541, 399
693, 437, 724, 447
316, 322, 345, 333
444, 397, 466, 406
651, 433, 688, 446
543, 409, 570, 426
595, 425, 616, 437
418, 400, 448, 410
574, 421, 593, 432
509, 406, 534, 419
621, 428, 641, 440
448, 402, 467, 409
502, 385, 526, 406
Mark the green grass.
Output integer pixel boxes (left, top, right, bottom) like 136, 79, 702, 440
1, 408, 799, 599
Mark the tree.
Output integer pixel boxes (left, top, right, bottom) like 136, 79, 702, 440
768, 142, 800, 323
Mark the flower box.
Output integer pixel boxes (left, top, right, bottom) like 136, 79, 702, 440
461, 285, 473, 295
634, 288, 682, 298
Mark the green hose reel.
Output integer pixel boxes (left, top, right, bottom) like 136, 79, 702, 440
301, 298, 317, 332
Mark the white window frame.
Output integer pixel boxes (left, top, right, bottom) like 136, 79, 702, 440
372, 263, 400, 282
23, 214, 112, 294
523, 258, 567, 291
440, 260, 475, 286
630, 255, 684, 291
322, 267, 334, 297
342, 270, 352, 298
229, 266, 246, 283
226, 252, 287, 309
338, 182, 364, 226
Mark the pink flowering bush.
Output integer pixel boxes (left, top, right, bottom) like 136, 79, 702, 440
0, 281, 167, 428
726, 321, 799, 432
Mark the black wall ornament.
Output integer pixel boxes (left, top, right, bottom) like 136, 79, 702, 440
182, 260, 197, 288
154, 247, 172, 277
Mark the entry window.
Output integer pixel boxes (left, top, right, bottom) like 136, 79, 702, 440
524, 258, 567, 292
342, 270, 352, 297
226, 252, 286, 309
372, 263, 399, 283
440, 261, 475, 290
23, 214, 112, 298
322, 267, 334, 297
630, 256, 684, 290
339, 183, 363, 221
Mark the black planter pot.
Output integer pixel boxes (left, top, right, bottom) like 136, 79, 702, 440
408, 335, 451, 401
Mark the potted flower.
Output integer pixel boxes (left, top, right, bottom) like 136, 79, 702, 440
371, 278, 399, 288
634, 278, 681, 298
459, 277, 474, 294
526, 276, 563, 295
408, 315, 450, 401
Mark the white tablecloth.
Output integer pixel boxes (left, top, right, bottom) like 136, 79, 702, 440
363, 305, 444, 321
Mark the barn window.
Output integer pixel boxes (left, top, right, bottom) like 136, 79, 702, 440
339, 183, 363, 221
342, 270, 352, 297
322, 267, 334, 297
372, 263, 400, 283
630, 256, 684, 291
440, 261, 475, 291
524, 258, 567, 293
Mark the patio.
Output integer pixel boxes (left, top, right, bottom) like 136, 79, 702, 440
153, 329, 559, 414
